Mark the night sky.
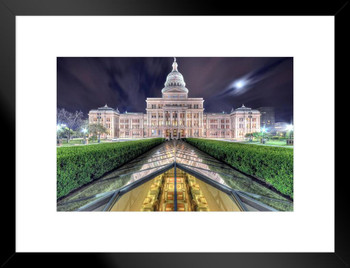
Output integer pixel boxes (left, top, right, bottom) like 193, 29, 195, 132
57, 57, 293, 122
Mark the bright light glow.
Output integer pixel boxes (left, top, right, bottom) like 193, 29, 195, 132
286, 124, 294, 131
57, 124, 66, 131
82, 128, 87, 133
261, 127, 267, 133
234, 80, 246, 89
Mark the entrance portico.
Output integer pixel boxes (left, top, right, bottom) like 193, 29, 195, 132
164, 128, 186, 139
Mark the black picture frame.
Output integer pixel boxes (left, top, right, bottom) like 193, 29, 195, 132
1, 1, 344, 267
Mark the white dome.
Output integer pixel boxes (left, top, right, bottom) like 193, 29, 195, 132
161, 58, 189, 94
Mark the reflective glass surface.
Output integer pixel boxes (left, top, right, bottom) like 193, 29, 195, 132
57, 140, 293, 211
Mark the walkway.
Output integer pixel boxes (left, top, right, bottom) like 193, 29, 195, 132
57, 140, 293, 211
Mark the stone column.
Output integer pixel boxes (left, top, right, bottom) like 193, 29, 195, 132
130, 118, 133, 138
177, 111, 180, 126
148, 112, 151, 136
141, 117, 144, 138
199, 112, 202, 137
163, 111, 166, 137
236, 117, 239, 139
177, 111, 180, 138
185, 111, 188, 137
250, 117, 252, 133
206, 116, 209, 138
156, 111, 159, 136
190, 112, 193, 137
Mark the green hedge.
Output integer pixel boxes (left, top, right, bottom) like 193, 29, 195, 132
57, 138, 164, 199
185, 138, 293, 198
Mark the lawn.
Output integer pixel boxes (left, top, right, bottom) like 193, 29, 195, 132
241, 139, 293, 147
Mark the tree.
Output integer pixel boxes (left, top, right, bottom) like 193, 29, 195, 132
245, 133, 253, 141
75, 119, 89, 138
57, 127, 74, 142
88, 123, 108, 143
251, 132, 261, 140
57, 108, 85, 142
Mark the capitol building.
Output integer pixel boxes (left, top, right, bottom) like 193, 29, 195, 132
88, 58, 261, 140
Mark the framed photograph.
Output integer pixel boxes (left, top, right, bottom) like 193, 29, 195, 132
56, 56, 294, 213
2, 1, 342, 267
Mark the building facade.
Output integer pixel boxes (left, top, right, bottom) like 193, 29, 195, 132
88, 58, 261, 140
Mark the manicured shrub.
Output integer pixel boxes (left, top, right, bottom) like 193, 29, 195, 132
57, 138, 164, 199
185, 138, 293, 198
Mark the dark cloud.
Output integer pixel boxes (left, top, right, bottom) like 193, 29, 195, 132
57, 57, 293, 122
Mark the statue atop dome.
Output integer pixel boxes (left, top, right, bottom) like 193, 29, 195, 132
172, 57, 178, 71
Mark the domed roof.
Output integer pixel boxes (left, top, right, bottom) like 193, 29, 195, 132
161, 58, 189, 94
236, 104, 252, 111
98, 104, 114, 111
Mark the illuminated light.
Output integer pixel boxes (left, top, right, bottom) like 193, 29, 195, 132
234, 80, 246, 89
261, 127, 267, 133
286, 124, 294, 131
57, 123, 66, 131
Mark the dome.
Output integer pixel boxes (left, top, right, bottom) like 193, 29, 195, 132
98, 104, 114, 111
235, 104, 252, 112
161, 58, 189, 94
